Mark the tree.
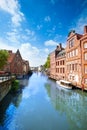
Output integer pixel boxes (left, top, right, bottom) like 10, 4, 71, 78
44, 55, 50, 68
0, 50, 9, 70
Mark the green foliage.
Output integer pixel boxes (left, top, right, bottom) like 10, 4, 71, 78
0, 50, 9, 69
11, 80, 19, 92
44, 55, 50, 68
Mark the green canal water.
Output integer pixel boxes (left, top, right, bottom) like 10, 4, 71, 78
0, 72, 87, 130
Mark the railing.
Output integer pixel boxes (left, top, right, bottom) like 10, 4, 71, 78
0, 75, 15, 83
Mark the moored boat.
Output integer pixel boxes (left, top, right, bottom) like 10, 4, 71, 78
56, 80, 72, 90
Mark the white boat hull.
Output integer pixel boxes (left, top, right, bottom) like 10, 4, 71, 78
56, 80, 72, 90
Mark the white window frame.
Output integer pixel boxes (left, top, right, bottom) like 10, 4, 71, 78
76, 49, 78, 56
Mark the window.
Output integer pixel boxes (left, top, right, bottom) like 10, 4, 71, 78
63, 60, 64, 65
60, 68, 62, 73
72, 64, 74, 71
58, 68, 59, 73
70, 52, 71, 57
72, 50, 74, 57
58, 61, 59, 65
85, 79, 87, 84
85, 53, 87, 60
75, 63, 77, 71
63, 68, 65, 73
70, 64, 71, 70
76, 49, 78, 56
68, 52, 70, 58
84, 43, 87, 48
69, 38, 74, 48
85, 65, 87, 73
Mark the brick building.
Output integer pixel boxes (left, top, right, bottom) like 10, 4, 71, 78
80, 26, 87, 89
55, 48, 66, 80
50, 26, 87, 90
66, 30, 82, 88
50, 43, 65, 80
66, 26, 87, 90
3, 49, 30, 75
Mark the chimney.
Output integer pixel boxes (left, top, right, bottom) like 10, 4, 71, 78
84, 25, 87, 34
59, 43, 62, 49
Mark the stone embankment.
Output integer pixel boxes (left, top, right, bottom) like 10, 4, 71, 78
0, 76, 15, 102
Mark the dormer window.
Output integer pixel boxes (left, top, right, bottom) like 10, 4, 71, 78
69, 38, 74, 48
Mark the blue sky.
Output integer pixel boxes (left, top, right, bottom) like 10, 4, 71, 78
0, 0, 87, 67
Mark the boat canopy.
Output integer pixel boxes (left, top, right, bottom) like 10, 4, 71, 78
60, 80, 71, 84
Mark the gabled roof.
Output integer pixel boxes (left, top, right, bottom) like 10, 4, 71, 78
67, 32, 82, 41
7, 49, 23, 63
56, 49, 66, 57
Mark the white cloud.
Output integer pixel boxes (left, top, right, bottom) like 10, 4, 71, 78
20, 43, 39, 58
0, 38, 17, 51
0, 39, 48, 67
0, 0, 49, 67
0, 0, 24, 26
70, 8, 87, 34
37, 25, 43, 30
44, 16, 51, 22
19, 43, 48, 67
44, 40, 58, 46
54, 34, 62, 41
6, 30, 20, 44
25, 29, 35, 36
44, 48, 49, 54
52, 26, 56, 31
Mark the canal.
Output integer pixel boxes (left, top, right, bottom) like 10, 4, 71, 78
0, 72, 87, 130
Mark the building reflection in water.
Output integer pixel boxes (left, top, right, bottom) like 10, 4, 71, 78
45, 79, 87, 130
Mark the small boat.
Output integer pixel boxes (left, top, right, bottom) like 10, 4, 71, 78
56, 80, 72, 90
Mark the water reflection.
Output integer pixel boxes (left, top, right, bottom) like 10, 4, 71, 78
0, 74, 31, 129
0, 92, 22, 127
45, 80, 87, 130
0, 73, 87, 130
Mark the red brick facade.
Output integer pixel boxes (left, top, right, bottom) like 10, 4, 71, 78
66, 32, 82, 88
80, 26, 87, 89
50, 26, 87, 90
55, 49, 66, 80
50, 43, 66, 80
3, 50, 30, 75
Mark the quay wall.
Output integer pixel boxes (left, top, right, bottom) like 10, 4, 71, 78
0, 77, 15, 102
